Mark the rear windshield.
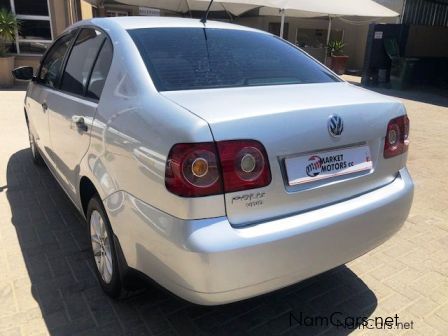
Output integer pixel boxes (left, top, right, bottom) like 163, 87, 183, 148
129, 28, 339, 91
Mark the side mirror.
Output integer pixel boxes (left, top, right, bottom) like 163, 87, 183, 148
12, 66, 34, 81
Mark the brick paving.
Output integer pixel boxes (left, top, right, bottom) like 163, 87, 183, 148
0, 82, 447, 336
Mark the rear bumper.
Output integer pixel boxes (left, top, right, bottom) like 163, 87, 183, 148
106, 168, 413, 305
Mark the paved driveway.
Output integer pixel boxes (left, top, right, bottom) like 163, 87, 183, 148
0, 83, 447, 336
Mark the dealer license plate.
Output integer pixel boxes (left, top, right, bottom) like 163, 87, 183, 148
285, 145, 372, 186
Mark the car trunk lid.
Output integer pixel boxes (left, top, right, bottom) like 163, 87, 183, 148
161, 82, 407, 226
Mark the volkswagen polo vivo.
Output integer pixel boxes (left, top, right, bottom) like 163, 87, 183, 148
14, 17, 413, 305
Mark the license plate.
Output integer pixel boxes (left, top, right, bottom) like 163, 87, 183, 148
285, 145, 372, 186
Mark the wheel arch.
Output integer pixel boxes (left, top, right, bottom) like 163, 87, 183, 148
80, 176, 132, 290
79, 176, 99, 217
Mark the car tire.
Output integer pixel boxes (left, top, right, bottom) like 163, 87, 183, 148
27, 126, 44, 165
87, 194, 123, 298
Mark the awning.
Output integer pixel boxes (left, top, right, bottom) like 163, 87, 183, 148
197, 0, 399, 47
84, 0, 257, 16
197, 0, 399, 18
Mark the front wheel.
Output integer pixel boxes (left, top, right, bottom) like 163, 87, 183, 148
87, 195, 123, 298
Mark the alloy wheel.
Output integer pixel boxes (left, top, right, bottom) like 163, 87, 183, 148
90, 210, 113, 284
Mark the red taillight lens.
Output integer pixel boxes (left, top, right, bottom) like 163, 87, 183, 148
217, 140, 271, 193
384, 115, 410, 159
165, 143, 222, 197
165, 140, 271, 197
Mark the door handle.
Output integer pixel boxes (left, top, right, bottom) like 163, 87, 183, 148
72, 115, 88, 132
41, 102, 48, 112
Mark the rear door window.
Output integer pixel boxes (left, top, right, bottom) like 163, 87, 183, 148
129, 28, 339, 91
86, 39, 113, 100
60, 28, 105, 97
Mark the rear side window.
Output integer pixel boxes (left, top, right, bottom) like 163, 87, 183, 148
38, 32, 75, 88
87, 39, 113, 100
60, 28, 105, 96
129, 28, 339, 91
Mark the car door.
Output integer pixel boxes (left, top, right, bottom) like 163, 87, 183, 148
26, 31, 76, 159
47, 28, 112, 199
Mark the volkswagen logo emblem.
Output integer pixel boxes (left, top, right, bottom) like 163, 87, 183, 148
328, 115, 344, 137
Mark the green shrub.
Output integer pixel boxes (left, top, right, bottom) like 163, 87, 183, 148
327, 40, 345, 57
0, 9, 20, 57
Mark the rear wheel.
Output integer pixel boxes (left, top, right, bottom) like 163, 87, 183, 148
87, 195, 123, 298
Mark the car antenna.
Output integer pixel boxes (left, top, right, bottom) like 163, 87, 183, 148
201, 0, 214, 24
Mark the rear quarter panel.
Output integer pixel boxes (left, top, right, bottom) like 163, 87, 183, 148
78, 21, 225, 220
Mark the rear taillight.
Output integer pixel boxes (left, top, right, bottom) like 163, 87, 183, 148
165, 140, 271, 197
217, 140, 271, 193
384, 115, 410, 159
165, 143, 222, 197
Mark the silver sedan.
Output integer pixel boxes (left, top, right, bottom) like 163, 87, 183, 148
14, 17, 413, 305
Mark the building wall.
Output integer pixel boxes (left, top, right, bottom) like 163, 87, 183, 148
14, 56, 40, 71
80, 0, 93, 20
51, 0, 70, 36
332, 16, 399, 70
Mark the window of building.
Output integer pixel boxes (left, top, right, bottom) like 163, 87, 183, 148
0, 0, 11, 11
106, 10, 129, 17
0, 0, 53, 55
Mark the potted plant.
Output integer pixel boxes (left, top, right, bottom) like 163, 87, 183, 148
0, 9, 20, 87
327, 40, 349, 75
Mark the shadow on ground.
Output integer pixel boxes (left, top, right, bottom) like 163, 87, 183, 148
373, 87, 448, 108
344, 80, 448, 108
5, 149, 378, 336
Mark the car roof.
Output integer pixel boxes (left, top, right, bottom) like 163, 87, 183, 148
73, 16, 265, 34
